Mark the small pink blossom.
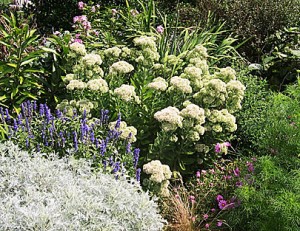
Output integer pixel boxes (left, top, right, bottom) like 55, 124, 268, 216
156, 25, 164, 34
201, 170, 207, 175
53, 31, 60, 35
216, 194, 223, 201
196, 171, 201, 178
78, 1, 85, 10
211, 208, 216, 212
215, 143, 221, 153
91, 6, 96, 12
205, 223, 210, 229
233, 167, 240, 177
217, 221, 223, 227
203, 214, 209, 220
191, 216, 196, 222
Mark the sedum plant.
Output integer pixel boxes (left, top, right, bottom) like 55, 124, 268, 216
0, 141, 166, 230
58, 36, 245, 174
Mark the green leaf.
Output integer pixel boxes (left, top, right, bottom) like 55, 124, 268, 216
21, 58, 37, 66
41, 47, 59, 55
179, 160, 186, 171
290, 50, 300, 57
6, 63, 17, 68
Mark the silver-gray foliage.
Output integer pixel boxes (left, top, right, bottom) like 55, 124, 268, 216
0, 141, 166, 231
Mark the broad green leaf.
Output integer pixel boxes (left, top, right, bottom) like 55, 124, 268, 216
21, 58, 37, 66
291, 50, 300, 57
41, 47, 59, 55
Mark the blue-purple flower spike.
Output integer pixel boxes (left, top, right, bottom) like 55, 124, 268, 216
136, 168, 141, 182
115, 113, 121, 129
133, 148, 140, 168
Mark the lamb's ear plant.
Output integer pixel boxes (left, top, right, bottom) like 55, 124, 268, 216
0, 12, 56, 112
0, 141, 166, 230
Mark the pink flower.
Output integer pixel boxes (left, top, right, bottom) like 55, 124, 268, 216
192, 216, 196, 222
218, 200, 227, 210
215, 143, 221, 153
205, 223, 210, 229
91, 6, 96, 12
72, 38, 83, 44
196, 171, 201, 178
209, 169, 215, 174
224, 142, 231, 147
246, 161, 254, 172
75, 33, 81, 38
216, 194, 223, 201
189, 195, 195, 202
78, 1, 85, 10
217, 221, 223, 227
203, 214, 209, 220
211, 208, 216, 212
53, 31, 60, 35
156, 25, 164, 34
73, 16, 79, 23
233, 167, 240, 177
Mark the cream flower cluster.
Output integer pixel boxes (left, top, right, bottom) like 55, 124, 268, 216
69, 42, 86, 56
109, 121, 137, 143
147, 77, 168, 91
133, 36, 160, 65
66, 80, 86, 90
214, 67, 236, 83
193, 79, 227, 107
82, 53, 102, 66
169, 76, 193, 94
180, 103, 205, 123
207, 109, 237, 133
188, 58, 209, 75
180, 66, 204, 90
165, 55, 183, 66
143, 160, 172, 183
63, 74, 75, 83
86, 78, 109, 93
104, 47, 122, 58
114, 84, 140, 103
133, 36, 157, 50
154, 106, 183, 131
186, 44, 208, 61
226, 80, 246, 112
109, 61, 134, 75
56, 99, 94, 116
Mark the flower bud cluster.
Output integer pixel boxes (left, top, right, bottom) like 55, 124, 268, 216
169, 76, 193, 94
69, 42, 87, 56
133, 36, 160, 65
147, 77, 168, 92
207, 109, 237, 133
86, 78, 109, 93
114, 84, 140, 103
154, 107, 183, 132
109, 61, 134, 75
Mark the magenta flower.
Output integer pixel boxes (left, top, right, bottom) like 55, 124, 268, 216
211, 208, 216, 212
189, 195, 195, 203
236, 181, 243, 187
196, 171, 201, 178
218, 200, 227, 210
233, 167, 240, 177
156, 25, 164, 34
203, 214, 209, 220
224, 141, 231, 147
215, 143, 221, 153
246, 161, 254, 172
73, 16, 79, 23
217, 221, 223, 227
205, 223, 210, 229
216, 194, 223, 201
78, 1, 85, 10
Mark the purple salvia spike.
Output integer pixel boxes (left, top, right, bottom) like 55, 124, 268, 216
136, 168, 141, 182
5, 108, 10, 121
133, 148, 140, 168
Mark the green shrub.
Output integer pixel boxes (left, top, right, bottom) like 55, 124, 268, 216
0, 141, 166, 230
226, 156, 300, 231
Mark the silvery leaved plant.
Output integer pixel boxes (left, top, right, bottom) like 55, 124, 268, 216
0, 141, 166, 230
1, 101, 140, 180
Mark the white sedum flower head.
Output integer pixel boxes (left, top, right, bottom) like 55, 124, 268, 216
148, 77, 168, 91
66, 80, 86, 90
143, 160, 172, 183
82, 53, 102, 66
180, 104, 205, 124
109, 61, 134, 75
104, 47, 122, 58
169, 76, 193, 94
69, 42, 86, 55
154, 106, 183, 131
86, 78, 109, 93
133, 36, 157, 50
114, 84, 140, 103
